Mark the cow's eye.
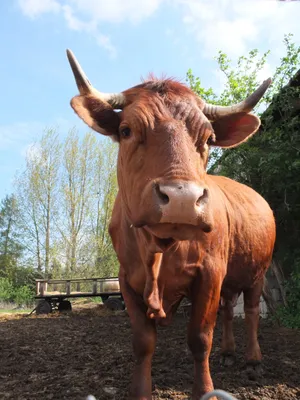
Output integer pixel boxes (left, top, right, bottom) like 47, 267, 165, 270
120, 127, 131, 139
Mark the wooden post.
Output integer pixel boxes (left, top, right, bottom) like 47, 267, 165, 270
262, 276, 277, 317
36, 281, 40, 296
66, 280, 71, 295
92, 279, 97, 294
271, 260, 288, 307
40, 282, 45, 297
76, 282, 81, 292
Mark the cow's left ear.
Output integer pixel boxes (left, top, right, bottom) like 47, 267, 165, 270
211, 112, 260, 148
70, 95, 121, 137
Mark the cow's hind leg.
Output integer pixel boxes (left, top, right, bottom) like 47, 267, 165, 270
220, 298, 236, 366
243, 279, 263, 372
120, 276, 156, 400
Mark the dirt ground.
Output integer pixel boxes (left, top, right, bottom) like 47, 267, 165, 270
0, 303, 299, 400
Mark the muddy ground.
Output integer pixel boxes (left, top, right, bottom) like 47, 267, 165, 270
0, 303, 299, 400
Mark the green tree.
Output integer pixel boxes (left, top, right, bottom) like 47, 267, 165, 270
60, 130, 99, 276
0, 195, 24, 279
91, 139, 118, 277
15, 129, 61, 276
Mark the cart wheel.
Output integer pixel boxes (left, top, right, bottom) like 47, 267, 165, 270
104, 297, 125, 311
36, 300, 52, 315
58, 300, 72, 313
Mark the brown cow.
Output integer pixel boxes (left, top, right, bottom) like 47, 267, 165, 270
66, 49, 276, 400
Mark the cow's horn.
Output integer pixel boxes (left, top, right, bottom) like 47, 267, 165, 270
203, 78, 272, 120
66, 49, 125, 109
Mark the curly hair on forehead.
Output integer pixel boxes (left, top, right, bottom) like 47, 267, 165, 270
141, 72, 182, 84
129, 73, 193, 97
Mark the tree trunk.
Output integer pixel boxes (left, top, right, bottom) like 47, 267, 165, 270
45, 191, 51, 277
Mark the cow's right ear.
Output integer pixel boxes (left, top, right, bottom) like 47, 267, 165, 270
70, 95, 121, 137
210, 112, 260, 148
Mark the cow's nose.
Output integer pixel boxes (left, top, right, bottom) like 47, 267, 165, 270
156, 182, 206, 206
154, 181, 208, 225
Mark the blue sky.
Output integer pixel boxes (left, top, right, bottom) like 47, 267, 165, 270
0, 0, 299, 200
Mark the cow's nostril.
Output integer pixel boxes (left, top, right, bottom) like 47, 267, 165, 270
196, 188, 208, 206
155, 184, 169, 205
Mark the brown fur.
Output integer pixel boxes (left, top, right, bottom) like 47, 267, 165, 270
70, 77, 276, 400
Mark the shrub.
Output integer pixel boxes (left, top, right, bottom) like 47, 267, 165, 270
13, 285, 33, 307
275, 271, 300, 328
0, 278, 14, 302
0, 277, 34, 307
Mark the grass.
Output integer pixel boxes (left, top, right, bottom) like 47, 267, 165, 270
0, 308, 32, 314
0, 300, 34, 314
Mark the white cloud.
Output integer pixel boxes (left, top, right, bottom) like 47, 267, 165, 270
16, 0, 300, 61
17, 0, 166, 57
178, 0, 300, 58
96, 34, 117, 59
256, 61, 274, 83
61, 4, 96, 32
67, 0, 165, 24
18, 0, 60, 19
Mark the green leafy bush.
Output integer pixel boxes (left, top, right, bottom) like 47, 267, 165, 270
13, 285, 33, 307
275, 271, 300, 328
0, 277, 34, 307
0, 278, 14, 302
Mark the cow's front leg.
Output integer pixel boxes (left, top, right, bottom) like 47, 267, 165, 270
187, 269, 224, 400
120, 276, 156, 400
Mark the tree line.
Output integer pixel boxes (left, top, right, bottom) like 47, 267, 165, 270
0, 129, 119, 304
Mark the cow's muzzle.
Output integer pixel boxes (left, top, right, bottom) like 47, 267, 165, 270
153, 180, 209, 226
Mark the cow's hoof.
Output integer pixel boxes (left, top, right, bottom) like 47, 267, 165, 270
220, 353, 236, 366
245, 361, 263, 380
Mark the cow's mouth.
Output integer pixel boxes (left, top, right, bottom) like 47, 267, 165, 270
153, 236, 176, 252
145, 222, 210, 243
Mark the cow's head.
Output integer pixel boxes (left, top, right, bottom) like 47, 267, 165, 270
67, 50, 270, 242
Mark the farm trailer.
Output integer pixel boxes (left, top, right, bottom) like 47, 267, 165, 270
34, 277, 125, 314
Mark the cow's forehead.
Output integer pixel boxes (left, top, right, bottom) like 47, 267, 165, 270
121, 83, 210, 139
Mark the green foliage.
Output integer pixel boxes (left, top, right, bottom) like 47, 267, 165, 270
13, 285, 33, 306
275, 271, 300, 328
0, 278, 14, 302
10, 129, 120, 281
11, 265, 43, 293
187, 47, 271, 109
0, 277, 33, 306
186, 69, 219, 104
0, 195, 24, 278
0, 127, 119, 299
